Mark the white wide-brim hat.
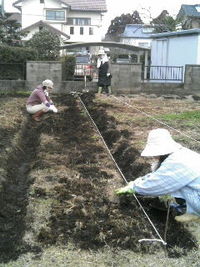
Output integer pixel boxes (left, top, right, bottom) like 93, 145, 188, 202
141, 128, 182, 157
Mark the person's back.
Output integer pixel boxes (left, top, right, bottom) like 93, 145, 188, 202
26, 85, 47, 106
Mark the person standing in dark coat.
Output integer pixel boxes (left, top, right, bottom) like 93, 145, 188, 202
97, 49, 112, 95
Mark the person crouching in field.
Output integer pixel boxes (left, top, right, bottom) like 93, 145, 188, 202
26, 79, 58, 122
115, 128, 200, 223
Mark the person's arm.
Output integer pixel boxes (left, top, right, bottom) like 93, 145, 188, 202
97, 58, 101, 68
36, 90, 50, 106
131, 161, 196, 196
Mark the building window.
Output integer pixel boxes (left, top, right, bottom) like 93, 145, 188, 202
40, 0, 44, 3
70, 27, 74, 35
89, 27, 93, 35
80, 27, 84, 35
46, 10, 65, 21
67, 18, 91, 25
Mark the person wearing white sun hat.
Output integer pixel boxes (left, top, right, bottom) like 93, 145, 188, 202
97, 49, 112, 95
115, 128, 200, 223
26, 79, 58, 121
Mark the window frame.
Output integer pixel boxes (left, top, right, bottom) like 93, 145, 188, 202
80, 27, 84, 35
70, 26, 74, 35
46, 10, 66, 21
67, 17, 91, 26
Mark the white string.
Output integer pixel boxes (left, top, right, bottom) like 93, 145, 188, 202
113, 96, 200, 145
78, 96, 167, 246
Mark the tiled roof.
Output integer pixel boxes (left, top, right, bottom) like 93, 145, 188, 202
13, 0, 107, 12
21, 20, 70, 39
7, 13, 21, 23
62, 0, 107, 12
151, 28, 200, 38
180, 4, 200, 18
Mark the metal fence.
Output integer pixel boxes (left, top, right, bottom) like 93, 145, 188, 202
142, 66, 184, 82
0, 63, 26, 80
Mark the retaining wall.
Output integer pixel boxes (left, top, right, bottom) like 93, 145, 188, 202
0, 62, 200, 96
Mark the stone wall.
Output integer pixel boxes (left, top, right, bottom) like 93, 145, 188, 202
184, 65, 200, 92
111, 63, 142, 94
0, 62, 200, 96
26, 61, 62, 91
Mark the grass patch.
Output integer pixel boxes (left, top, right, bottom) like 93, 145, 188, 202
157, 111, 200, 123
0, 91, 30, 97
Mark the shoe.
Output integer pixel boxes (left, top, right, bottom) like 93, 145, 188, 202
32, 110, 45, 122
175, 213, 200, 223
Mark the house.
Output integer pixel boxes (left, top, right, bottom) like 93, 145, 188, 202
119, 24, 155, 48
177, 4, 200, 30
149, 29, 200, 82
12, 0, 107, 52
0, 0, 5, 16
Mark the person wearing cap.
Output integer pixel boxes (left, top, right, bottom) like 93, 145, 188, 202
26, 79, 58, 122
115, 128, 200, 223
97, 49, 112, 95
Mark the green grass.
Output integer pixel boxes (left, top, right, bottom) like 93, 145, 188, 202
0, 91, 30, 97
157, 111, 200, 123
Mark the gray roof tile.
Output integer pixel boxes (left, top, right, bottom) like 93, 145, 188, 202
62, 0, 107, 11
180, 4, 200, 18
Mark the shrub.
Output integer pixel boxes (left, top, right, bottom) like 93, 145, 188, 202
61, 55, 76, 81
0, 45, 37, 80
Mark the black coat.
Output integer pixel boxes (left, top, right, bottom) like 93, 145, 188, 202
98, 61, 111, 87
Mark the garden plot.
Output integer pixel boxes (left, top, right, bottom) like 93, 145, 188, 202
0, 93, 200, 266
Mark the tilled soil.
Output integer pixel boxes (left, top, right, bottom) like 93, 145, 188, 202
0, 93, 199, 264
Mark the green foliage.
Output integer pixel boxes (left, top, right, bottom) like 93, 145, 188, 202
0, 45, 37, 63
26, 30, 60, 60
151, 10, 178, 33
0, 45, 37, 79
61, 55, 76, 81
106, 11, 143, 41
0, 13, 27, 46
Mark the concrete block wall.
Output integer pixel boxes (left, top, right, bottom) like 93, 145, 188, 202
184, 65, 200, 91
1, 62, 200, 96
111, 63, 142, 94
26, 61, 62, 91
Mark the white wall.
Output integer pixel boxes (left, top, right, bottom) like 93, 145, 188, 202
21, 0, 104, 43
120, 37, 152, 48
151, 34, 199, 66
22, 0, 62, 28
197, 35, 200, 64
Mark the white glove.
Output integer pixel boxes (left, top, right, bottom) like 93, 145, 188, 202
107, 73, 111, 77
44, 90, 49, 97
49, 104, 58, 113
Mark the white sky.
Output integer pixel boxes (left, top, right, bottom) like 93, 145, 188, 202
103, 0, 198, 33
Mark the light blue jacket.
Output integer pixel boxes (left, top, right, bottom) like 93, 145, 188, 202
131, 147, 200, 215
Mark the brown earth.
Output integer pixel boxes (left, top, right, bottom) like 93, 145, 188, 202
0, 92, 200, 265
